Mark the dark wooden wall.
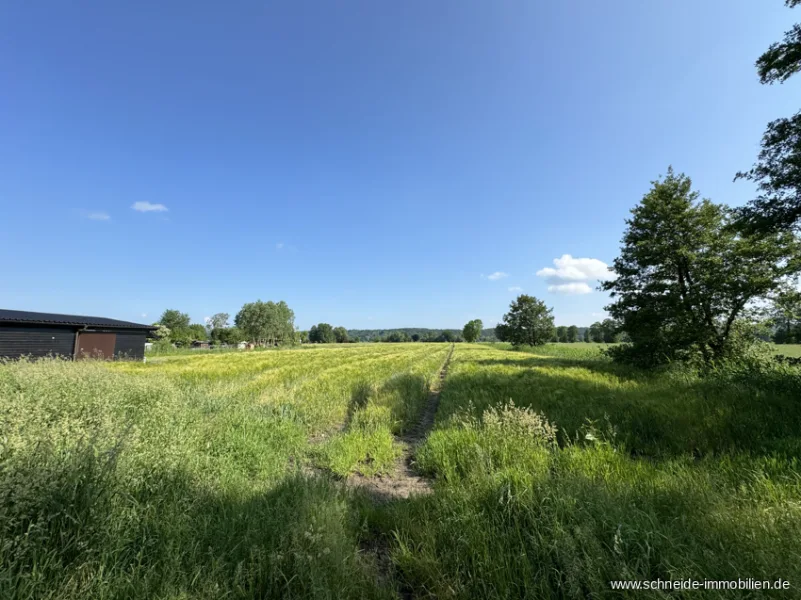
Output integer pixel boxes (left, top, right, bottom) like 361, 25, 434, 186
0, 326, 75, 359
114, 332, 147, 360
0, 326, 148, 360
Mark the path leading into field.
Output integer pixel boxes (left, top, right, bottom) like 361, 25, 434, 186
348, 344, 454, 501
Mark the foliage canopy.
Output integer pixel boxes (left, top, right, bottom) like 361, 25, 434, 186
462, 319, 483, 343
737, 1, 801, 232
235, 300, 295, 345
603, 168, 801, 366
309, 323, 336, 344
495, 295, 555, 347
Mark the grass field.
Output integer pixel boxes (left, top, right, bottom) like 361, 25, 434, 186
2, 343, 801, 598
774, 343, 801, 358
497, 340, 801, 358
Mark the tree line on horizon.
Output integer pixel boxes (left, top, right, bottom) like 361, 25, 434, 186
150, 310, 506, 348
153, 302, 627, 349
304, 327, 474, 344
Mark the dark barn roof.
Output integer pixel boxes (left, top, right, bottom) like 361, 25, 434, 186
0, 309, 157, 331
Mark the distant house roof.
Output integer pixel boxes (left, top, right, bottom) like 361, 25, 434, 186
0, 309, 157, 331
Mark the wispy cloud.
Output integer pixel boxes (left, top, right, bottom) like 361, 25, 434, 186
536, 254, 612, 294
276, 242, 284, 250
87, 212, 111, 221
485, 271, 509, 281
141, 313, 148, 318
131, 201, 168, 213
508, 286, 522, 292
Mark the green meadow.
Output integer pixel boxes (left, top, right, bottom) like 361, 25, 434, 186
2, 343, 800, 598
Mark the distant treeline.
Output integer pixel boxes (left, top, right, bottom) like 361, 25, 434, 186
346, 328, 499, 343
151, 305, 620, 348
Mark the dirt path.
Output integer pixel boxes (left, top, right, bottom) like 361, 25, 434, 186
347, 344, 454, 502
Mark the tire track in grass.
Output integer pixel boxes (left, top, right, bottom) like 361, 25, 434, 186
294, 345, 449, 473
284, 345, 451, 435
351, 345, 454, 600
292, 345, 453, 599
347, 343, 454, 501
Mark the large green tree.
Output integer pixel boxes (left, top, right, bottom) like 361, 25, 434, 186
159, 309, 190, 332
333, 326, 349, 343
210, 326, 244, 345
566, 325, 579, 343
495, 295, 555, 347
556, 326, 568, 343
309, 323, 335, 343
599, 319, 621, 343
588, 322, 604, 343
603, 168, 801, 366
462, 319, 483, 343
158, 309, 192, 345
736, 1, 801, 233
235, 300, 295, 345
187, 324, 208, 341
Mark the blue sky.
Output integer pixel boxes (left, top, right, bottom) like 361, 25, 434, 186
1, 1, 799, 329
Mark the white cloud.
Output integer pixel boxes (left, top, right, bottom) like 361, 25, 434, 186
547, 282, 593, 295
537, 254, 612, 294
486, 271, 509, 281
131, 201, 168, 213
276, 242, 284, 250
508, 286, 522, 292
141, 313, 147, 318
537, 254, 612, 282
87, 212, 110, 221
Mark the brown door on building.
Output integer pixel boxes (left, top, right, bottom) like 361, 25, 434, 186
76, 332, 117, 360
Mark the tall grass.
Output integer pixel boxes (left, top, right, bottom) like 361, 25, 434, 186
0, 346, 449, 599
3, 343, 801, 598
379, 344, 801, 598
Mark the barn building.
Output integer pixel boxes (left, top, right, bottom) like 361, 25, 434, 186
0, 309, 157, 361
